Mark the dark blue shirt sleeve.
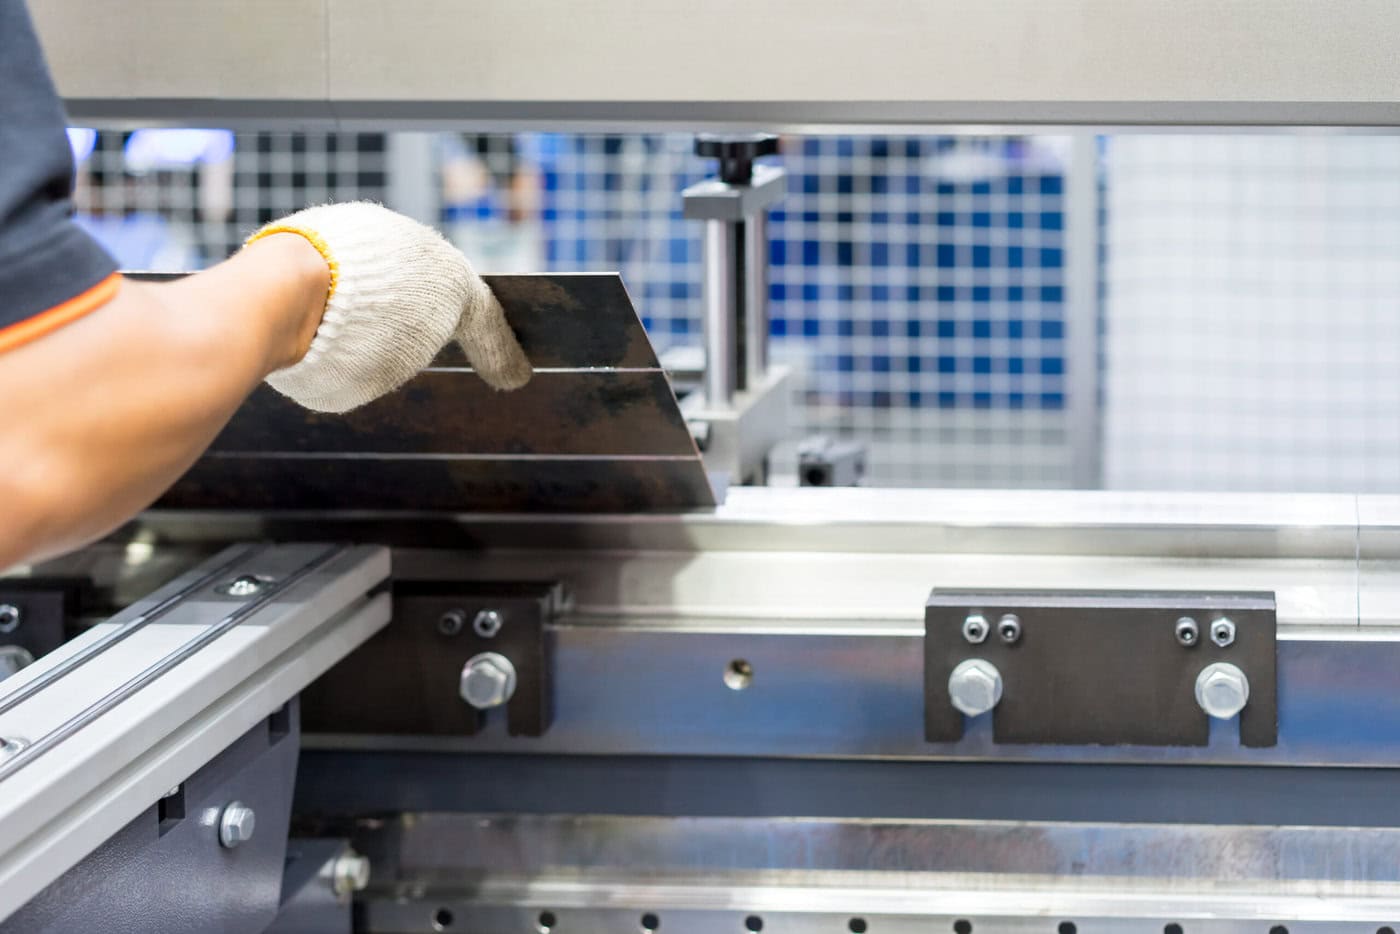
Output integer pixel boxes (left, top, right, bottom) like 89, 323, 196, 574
0, 0, 118, 332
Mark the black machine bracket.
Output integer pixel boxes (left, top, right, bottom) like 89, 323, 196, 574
925, 589, 1278, 747
0, 577, 86, 667
302, 580, 563, 738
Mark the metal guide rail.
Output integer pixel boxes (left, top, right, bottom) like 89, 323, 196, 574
0, 544, 340, 782
0, 542, 391, 924
250, 487, 1400, 767
341, 814, 1400, 933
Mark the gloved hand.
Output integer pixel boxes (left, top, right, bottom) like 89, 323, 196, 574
245, 201, 531, 413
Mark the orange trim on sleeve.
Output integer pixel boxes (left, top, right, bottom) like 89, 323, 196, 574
0, 272, 123, 355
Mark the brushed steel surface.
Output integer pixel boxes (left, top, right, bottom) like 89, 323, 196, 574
702, 220, 739, 409
37, 0, 1400, 127
352, 814, 1400, 929
305, 633, 1400, 766
141, 486, 1365, 557
33, 0, 326, 104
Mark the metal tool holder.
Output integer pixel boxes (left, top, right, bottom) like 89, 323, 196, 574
925, 589, 1278, 747
302, 580, 563, 739
682, 134, 792, 485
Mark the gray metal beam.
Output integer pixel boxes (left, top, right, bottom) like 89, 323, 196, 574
31, 1, 1400, 129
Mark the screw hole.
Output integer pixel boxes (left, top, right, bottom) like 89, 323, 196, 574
745, 916, 764, 932
995, 613, 1021, 643
1058, 924, 1077, 934
848, 919, 867, 934
436, 609, 465, 637
641, 913, 660, 932
432, 908, 454, 931
537, 911, 557, 932
724, 659, 754, 691
954, 922, 973, 934
1164, 925, 1183, 934
803, 466, 829, 486
472, 608, 504, 639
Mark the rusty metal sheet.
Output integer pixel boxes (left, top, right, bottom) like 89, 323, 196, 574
136, 272, 715, 513
463, 274, 659, 369
128, 273, 659, 370
160, 456, 714, 512
209, 372, 694, 457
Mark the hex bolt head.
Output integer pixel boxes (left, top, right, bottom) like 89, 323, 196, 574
437, 609, 466, 637
997, 614, 1022, 644
329, 850, 372, 895
1209, 617, 1237, 648
948, 658, 1004, 717
460, 652, 518, 710
0, 604, 20, 634
1175, 617, 1200, 647
962, 613, 989, 644
218, 801, 256, 849
1195, 662, 1250, 719
472, 608, 504, 639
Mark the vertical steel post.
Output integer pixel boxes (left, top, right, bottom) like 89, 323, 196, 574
703, 220, 740, 408
743, 212, 769, 387
1066, 132, 1103, 489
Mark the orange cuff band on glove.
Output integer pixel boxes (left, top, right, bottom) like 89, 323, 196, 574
245, 224, 340, 303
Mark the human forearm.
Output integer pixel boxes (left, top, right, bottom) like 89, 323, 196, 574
0, 234, 328, 568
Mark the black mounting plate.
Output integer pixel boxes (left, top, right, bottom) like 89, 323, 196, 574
302, 580, 561, 738
925, 589, 1278, 748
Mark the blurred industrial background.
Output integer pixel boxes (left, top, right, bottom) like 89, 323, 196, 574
67, 129, 1400, 493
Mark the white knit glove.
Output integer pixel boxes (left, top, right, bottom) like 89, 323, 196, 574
246, 202, 531, 413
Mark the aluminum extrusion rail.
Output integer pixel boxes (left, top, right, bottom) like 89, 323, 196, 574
0, 545, 339, 784
0, 542, 392, 924
0, 544, 259, 718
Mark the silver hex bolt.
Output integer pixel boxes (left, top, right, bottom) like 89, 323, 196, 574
218, 801, 256, 849
328, 850, 372, 896
947, 658, 1004, 717
460, 652, 518, 710
997, 614, 1022, 644
1195, 662, 1250, 719
1209, 617, 1237, 648
1175, 617, 1200, 647
962, 613, 989, 644
472, 608, 504, 639
0, 604, 20, 634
